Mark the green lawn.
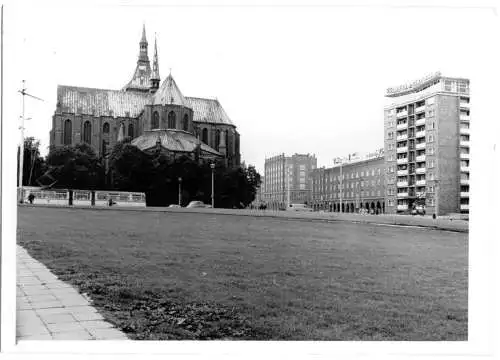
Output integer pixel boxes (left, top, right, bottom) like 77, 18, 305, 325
17, 206, 468, 340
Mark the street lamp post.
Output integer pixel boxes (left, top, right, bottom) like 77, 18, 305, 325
210, 163, 215, 208
434, 179, 440, 219
358, 177, 364, 213
178, 177, 182, 206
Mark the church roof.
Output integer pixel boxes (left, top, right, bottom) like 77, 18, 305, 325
131, 129, 221, 155
56, 85, 236, 127
186, 97, 234, 126
152, 74, 190, 107
56, 85, 151, 118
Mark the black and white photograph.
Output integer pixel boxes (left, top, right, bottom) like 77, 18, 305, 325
1, 0, 498, 358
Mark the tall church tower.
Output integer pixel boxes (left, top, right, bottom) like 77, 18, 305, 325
149, 36, 160, 92
123, 24, 152, 92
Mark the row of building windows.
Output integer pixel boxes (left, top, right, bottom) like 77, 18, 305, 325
314, 178, 383, 188
152, 111, 189, 131
197, 128, 230, 152
314, 189, 383, 198
63, 119, 134, 146
313, 168, 382, 183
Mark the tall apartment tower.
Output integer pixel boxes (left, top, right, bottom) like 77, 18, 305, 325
264, 153, 317, 209
384, 73, 470, 216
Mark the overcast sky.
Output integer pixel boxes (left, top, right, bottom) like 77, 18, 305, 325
3, 1, 497, 174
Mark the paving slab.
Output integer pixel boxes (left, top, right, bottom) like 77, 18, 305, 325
79, 320, 114, 330
45, 321, 87, 334
41, 313, 78, 324
71, 311, 104, 322
51, 331, 95, 340
16, 245, 128, 341
91, 328, 129, 340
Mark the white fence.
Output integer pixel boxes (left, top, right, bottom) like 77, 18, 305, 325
95, 191, 146, 207
21, 187, 69, 206
21, 187, 146, 208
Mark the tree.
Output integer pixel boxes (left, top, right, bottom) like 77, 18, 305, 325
44, 143, 105, 189
209, 163, 262, 209
107, 142, 263, 208
17, 137, 46, 187
108, 141, 154, 192
241, 165, 261, 206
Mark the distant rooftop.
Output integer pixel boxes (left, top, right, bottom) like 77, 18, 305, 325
385, 72, 469, 98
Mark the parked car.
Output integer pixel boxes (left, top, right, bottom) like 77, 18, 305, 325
186, 201, 209, 208
287, 203, 313, 212
168, 204, 181, 208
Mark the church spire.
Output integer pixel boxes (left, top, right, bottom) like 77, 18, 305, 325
138, 23, 149, 63
150, 34, 160, 92
141, 23, 147, 43
123, 24, 152, 92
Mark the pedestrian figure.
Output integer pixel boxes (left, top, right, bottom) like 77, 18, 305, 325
28, 193, 35, 204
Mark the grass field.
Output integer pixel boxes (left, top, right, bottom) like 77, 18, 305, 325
17, 206, 468, 340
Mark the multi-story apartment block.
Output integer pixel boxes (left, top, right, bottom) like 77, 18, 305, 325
311, 153, 385, 213
384, 72, 470, 215
264, 153, 317, 209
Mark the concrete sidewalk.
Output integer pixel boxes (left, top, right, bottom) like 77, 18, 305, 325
16, 246, 128, 340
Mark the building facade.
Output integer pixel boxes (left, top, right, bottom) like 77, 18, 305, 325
384, 73, 470, 215
50, 25, 240, 168
264, 153, 317, 209
311, 155, 386, 213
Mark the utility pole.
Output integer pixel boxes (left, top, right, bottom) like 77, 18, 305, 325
17, 80, 44, 203
435, 179, 440, 218
287, 164, 291, 208
178, 177, 182, 206
210, 163, 215, 208
339, 160, 343, 213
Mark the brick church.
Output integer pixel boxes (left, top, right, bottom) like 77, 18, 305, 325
50, 25, 241, 168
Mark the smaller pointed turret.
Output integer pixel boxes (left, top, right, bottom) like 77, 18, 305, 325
150, 35, 160, 92
117, 122, 125, 142
194, 132, 201, 163
155, 135, 162, 153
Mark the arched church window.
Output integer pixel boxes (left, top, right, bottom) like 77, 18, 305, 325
63, 119, 72, 145
128, 123, 134, 137
103, 122, 110, 134
83, 121, 92, 144
183, 114, 189, 131
202, 128, 208, 144
152, 112, 160, 129
168, 111, 176, 129
215, 129, 221, 151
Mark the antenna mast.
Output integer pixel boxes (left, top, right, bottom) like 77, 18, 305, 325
18, 80, 44, 203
